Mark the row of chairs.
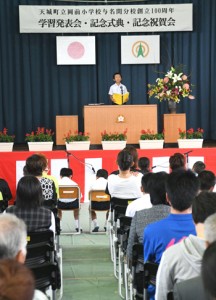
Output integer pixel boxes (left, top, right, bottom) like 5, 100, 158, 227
29, 186, 110, 299
26, 230, 62, 300
107, 198, 159, 300
59, 185, 110, 234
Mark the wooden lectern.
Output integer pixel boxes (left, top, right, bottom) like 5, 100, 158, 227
84, 105, 158, 144
56, 115, 78, 145
163, 113, 186, 143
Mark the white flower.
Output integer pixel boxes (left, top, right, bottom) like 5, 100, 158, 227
172, 73, 183, 83
166, 90, 171, 95
166, 70, 173, 78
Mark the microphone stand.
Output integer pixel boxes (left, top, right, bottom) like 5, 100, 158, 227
65, 150, 95, 173
183, 150, 193, 169
120, 86, 123, 105
65, 151, 71, 168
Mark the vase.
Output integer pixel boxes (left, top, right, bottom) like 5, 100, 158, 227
167, 100, 177, 114
101, 141, 127, 150
139, 140, 164, 149
27, 142, 53, 151
65, 141, 90, 151
177, 139, 203, 149
0, 142, 14, 152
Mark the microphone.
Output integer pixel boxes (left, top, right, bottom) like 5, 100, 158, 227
151, 166, 157, 170
65, 150, 96, 173
183, 150, 193, 155
120, 86, 123, 105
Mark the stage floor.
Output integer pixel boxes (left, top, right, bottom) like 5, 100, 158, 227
10, 140, 216, 151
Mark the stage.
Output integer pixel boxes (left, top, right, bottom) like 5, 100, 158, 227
1, 147, 216, 203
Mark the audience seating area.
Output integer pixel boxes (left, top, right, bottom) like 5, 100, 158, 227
2, 150, 216, 300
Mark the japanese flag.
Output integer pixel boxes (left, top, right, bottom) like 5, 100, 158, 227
121, 35, 160, 64
56, 36, 96, 65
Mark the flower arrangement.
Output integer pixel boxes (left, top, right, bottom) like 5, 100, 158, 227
0, 128, 15, 142
140, 129, 164, 140
25, 127, 54, 142
178, 128, 204, 139
101, 129, 127, 141
148, 66, 195, 103
64, 130, 90, 143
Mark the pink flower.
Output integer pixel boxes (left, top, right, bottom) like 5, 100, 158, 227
182, 75, 187, 80
188, 95, 195, 99
183, 83, 190, 90
163, 77, 169, 83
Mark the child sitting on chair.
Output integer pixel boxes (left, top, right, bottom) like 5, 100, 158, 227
89, 169, 109, 232
58, 168, 81, 232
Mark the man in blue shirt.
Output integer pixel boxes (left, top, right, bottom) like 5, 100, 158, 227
143, 170, 200, 299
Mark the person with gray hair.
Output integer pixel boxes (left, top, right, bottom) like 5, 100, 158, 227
204, 212, 216, 245
172, 199, 216, 300
0, 214, 48, 300
0, 214, 27, 263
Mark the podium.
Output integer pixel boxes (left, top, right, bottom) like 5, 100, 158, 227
56, 115, 78, 145
163, 113, 186, 143
84, 105, 157, 144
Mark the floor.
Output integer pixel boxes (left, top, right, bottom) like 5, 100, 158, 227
59, 203, 120, 300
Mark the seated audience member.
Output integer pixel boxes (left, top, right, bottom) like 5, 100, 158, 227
111, 145, 142, 174
0, 259, 35, 300
192, 161, 206, 175
202, 239, 216, 299
156, 192, 216, 300
125, 172, 153, 218
25, 154, 57, 207
0, 177, 12, 212
169, 153, 186, 172
6, 176, 55, 232
198, 170, 215, 191
173, 212, 216, 300
138, 157, 150, 175
126, 172, 170, 295
143, 170, 199, 299
107, 150, 143, 199
37, 153, 59, 198
204, 212, 216, 245
58, 167, 81, 232
0, 214, 48, 300
89, 169, 109, 232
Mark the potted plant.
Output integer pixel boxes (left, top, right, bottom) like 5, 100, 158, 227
139, 129, 164, 149
25, 127, 54, 151
178, 128, 204, 148
101, 129, 127, 150
0, 128, 15, 152
148, 66, 195, 113
63, 130, 90, 150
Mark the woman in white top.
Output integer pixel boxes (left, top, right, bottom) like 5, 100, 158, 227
107, 150, 143, 199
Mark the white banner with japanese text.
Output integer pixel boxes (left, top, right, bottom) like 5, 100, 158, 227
121, 35, 160, 64
19, 4, 193, 33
